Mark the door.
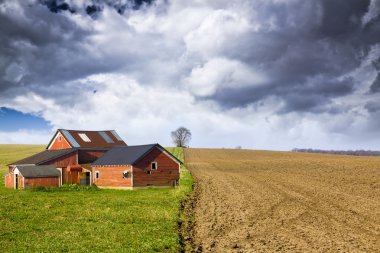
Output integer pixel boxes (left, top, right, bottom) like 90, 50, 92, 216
86, 172, 91, 185
79, 172, 91, 185
71, 171, 79, 184
15, 174, 18, 189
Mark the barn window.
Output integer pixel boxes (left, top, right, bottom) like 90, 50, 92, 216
95, 171, 100, 179
58, 135, 62, 142
147, 170, 152, 175
78, 133, 91, 142
151, 162, 157, 170
123, 171, 129, 178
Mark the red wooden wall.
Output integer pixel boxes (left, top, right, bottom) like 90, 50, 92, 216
42, 152, 78, 168
49, 134, 71, 150
24, 177, 60, 188
133, 147, 180, 187
40, 152, 76, 184
78, 150, 108, 164
4, 174, 59, 189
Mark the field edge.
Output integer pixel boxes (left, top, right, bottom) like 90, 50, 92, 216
167, 147, 196, 252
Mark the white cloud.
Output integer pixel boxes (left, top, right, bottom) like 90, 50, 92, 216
6, 93, 58, 115
0, 72, 371, 150
184, 9, 251, 58
0, 129, 52, 144
0, 0, 379, 150
362, 0, 380, 26
184, 57, 267, 97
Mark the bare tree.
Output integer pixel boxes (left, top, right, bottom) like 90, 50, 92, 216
171, 127, 191, 147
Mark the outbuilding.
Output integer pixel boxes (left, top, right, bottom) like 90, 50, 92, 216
92, 144, 181, 189
5, 165, 61, 189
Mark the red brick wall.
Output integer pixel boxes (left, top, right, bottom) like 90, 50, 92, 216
49, 134, 72, 150
5, 174, 14, 189
92, 165, 132, 188
133, 147, 180, 187
24, 177, 60, 188
78, 150, 108, 164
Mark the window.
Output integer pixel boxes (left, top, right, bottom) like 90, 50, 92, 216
95, 171, 100, 179
99, 131, 114, 143
111, 130, 123, 141
58, 135, 62, 142
123, 171, 129, 178
78, 133, 91, 142
147, 170, 152, 175
151, 162, 157, 170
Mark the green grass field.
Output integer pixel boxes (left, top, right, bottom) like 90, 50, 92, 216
0, 145, 192, 252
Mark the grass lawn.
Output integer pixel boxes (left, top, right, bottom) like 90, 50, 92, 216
0, 145, 192, 252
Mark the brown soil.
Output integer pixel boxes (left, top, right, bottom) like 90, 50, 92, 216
184, 148, 380, 252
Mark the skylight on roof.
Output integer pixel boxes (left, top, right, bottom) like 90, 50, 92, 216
78, 133, 91, 142
99, 131, 114, 143
60, 130, 80, 147
111, 130, 123, 141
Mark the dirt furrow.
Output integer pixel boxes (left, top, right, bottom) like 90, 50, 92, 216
184, 148, 380, 252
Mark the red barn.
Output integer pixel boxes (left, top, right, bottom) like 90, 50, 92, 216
4, 129, 181, 189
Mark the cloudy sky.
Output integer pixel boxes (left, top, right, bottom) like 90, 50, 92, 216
0, 0, 379, 150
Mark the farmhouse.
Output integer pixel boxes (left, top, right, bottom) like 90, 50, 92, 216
4, 129, 181, 189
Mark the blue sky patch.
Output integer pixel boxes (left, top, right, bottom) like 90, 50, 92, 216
0, 107, 51, 132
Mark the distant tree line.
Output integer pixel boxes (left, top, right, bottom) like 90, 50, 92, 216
291, 148, 380, 156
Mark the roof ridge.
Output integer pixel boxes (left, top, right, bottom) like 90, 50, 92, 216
112, 143, 157, 148
59, 129, 117, 132
91, 143, 182, 166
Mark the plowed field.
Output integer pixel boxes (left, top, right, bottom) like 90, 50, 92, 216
184, 149, 380, 252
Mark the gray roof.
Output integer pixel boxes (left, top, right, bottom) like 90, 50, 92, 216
92, 144, 181, 166
10, 149, 77, 166
16, 165, 60, 178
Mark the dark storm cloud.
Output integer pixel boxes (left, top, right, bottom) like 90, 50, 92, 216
0, 0, 131, 105
0, 2, 84, 94
0, 0, 161, 95
0, 0, 379, 116
210, 76, 355, 114
40, 0, 154, 15
1, 0, 380, 149
365, 100, 380, 113
370, 73, 380, 92
370, 57, 380, 93
316, 0, 369, 38
40, 0, 75, 13
203, 0, 380, 114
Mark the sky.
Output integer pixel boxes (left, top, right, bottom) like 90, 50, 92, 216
0, 0, 379, 150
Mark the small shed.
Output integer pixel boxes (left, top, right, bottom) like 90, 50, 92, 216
5, 165, 61, 189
